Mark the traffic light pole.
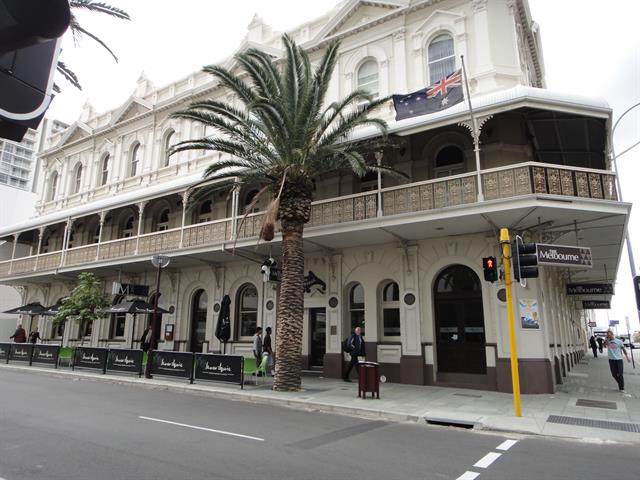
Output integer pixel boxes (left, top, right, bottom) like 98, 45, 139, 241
500, 228, 522, 417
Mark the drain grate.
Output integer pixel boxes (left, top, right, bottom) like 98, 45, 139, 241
453, 393, 482, 398
576, 399, 617, 410
547, 415, 640, 433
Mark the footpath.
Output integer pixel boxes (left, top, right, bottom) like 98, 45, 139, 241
2, 348, 639, 444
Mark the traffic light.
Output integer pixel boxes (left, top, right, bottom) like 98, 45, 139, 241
513, 236, 538, 281
483, 256, 498, 282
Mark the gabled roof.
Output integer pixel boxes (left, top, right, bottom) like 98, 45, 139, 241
110, 95, 153, 126
56, 121, 93, 148
222, 39, 284, 71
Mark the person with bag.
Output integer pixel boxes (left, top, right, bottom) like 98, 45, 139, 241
343, 326, 365, 382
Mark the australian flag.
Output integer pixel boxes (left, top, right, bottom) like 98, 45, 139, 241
392, 69, 464, 121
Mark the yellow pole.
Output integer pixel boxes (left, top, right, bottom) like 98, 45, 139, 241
500, 228, 522, 417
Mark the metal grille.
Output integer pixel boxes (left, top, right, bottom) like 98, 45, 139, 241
547, 415, 640, 433
576, 399, 617, 410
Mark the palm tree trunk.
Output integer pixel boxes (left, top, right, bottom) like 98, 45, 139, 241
273, 220, 305, 391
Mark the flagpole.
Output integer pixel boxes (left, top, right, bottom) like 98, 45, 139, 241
460, 55, 484, 202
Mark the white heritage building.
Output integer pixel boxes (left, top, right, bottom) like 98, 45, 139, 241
0, 0, 627, 393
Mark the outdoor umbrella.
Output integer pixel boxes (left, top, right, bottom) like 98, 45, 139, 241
41, 303, 62, 316
215, 295, 231, 354
101, 300, 170, 348
3, 302, 47, 335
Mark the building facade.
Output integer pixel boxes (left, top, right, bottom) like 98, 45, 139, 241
0, 0, 628, 393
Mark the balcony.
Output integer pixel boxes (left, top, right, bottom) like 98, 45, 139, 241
0, 162, 621, 282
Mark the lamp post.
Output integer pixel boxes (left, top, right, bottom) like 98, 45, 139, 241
610, 102, 640, 331
145, 254, 170, 378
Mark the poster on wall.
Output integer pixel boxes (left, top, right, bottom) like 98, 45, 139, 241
519, 299, 540, 329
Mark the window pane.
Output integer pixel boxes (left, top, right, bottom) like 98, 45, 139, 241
350, 284, 364, 308
115, 315, 126, 337
240, 312, 257, 337
383, 282, 399, 302
428, 35, 455, 85
357, 60, 379, 96
383, 308, 400, 336
241, 286, 258, 310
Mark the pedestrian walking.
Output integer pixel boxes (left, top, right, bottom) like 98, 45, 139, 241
262, 326, 274, 376
9, 324, 26, 343
343, 326, 366, 382
140, 324, 153, 352
28, 326, 41, 344
253, 326, 263, 376
597, 336, 604, 354
589, 335, 598, 358
604, 329, 630, 392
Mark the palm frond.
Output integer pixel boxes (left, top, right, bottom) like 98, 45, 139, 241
56, 61, 82, 90
69, 1, 130, 20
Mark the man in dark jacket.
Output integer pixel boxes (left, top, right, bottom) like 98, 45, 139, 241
140, 325, 153, 352
343, 326, 365, 382
10, 324, 26, 343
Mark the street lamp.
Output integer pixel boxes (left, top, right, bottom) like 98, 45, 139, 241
145, 254, 170, 378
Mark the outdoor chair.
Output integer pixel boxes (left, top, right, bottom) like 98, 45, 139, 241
243, 357, 259, 385
58, 347, 74, 367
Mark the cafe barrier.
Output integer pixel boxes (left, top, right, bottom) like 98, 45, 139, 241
0, 342, 11, 363
9, 343, 34, 364
73, 346, 108, 373
194, 353, 244, 389
32, 344, 60, 368
150, 351, 194, 383
107, 349, 143, 377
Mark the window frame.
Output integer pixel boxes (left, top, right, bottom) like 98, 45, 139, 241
163, 130, 175, 167
427, 33, 456, 86
357, 58, 379, 98
73, 164, 83, 194
380, 281, 401, 340
129, 143, 141, 177
109, 295, 127, 339
349, 283, 365, 335
48, 172, 58, 201
236, 283, 258, 339
100, 154, 110, 186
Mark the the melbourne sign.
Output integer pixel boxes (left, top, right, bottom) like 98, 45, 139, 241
151, 351, 194, 380
194, 354, 243, 386
32, 345, 60, 366
9, 343, 34, 363
536, 244, 592, 268
582, 300, 610, 309
73, 347, 108, 372
567, 283, 614, 295
107, 349, 143, 376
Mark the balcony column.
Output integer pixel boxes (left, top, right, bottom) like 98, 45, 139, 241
95, 211, 107, 261
60, 218, 75, 267
134, 201, 147, 255
34, 227, 45, 271
179, 190, 190, 248
8, 233, 20, 275
231, 187, 239, 240
375, 151, 383, 217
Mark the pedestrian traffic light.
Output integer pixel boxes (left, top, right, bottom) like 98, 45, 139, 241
513, 236, 538, 281
482, 256, 498, 283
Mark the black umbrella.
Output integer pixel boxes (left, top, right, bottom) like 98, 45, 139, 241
41, 303, 62, 316
215, 295, 231, 353
100, 300, 170, 315
3, 302, 46, 334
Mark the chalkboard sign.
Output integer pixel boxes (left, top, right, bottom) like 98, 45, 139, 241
32, 344, 60, 367
0, 342, 10, 362
151, 351, 194, 381
194, 354, 243, 387
107, 349, 143, 376
9, 343, 33, 363
73, 347, 108, 373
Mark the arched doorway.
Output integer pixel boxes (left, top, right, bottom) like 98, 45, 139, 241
434, 265, 487, 377
190, 289, 208, 353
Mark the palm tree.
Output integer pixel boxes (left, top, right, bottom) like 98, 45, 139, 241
57, 1, 130, 90
170, 35, 395, 391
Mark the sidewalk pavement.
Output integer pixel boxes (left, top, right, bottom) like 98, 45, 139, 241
2, 348, 639, 444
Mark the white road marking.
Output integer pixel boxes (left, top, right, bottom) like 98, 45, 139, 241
473, 452, 502, 469
496, 439, 518, 451
138, 416, 264, 442
456, 471, 480, 480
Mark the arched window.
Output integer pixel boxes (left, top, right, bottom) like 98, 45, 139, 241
380, 281, 400, 338
67, 229, 76, 249
109, 294, 127, 339
129, 142, 140, 177
100, 154, 110, 186
190, 289, 208, 353
121, 215, 135, 238
157, 208, 170, 231
92, 223, 101, 244
349, 283, 365, 334
48, 172, 58, 201
243, 189, 259, 213
41, 232, 50, 253
163, 130, 175, 167
428, 34, 455, 85
197, 200, 213, 223
72, 164, 83, 194
357, 59, 379, 97
434, 145, 465, 178
237, 283, 258, 338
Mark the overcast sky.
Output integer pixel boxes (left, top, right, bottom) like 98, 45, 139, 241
47, 0, 640, 333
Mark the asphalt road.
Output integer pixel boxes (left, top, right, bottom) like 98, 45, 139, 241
0, 369, 637, 480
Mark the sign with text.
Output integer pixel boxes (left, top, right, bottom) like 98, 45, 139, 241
151, 351, 194, 381
194, 354, 243, 386
566, 283, 613, 296
588, 321, 597, 327
0, 342, 10, 361
582, 300, 610, 310
536, 244, 592, 268
609, 320, 620, 326
107, 349, 143, 376
32, 345, 60, 366
9, 343, 33, 363
73, 347, 108, 372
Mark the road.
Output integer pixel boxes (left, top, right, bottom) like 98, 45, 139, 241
0, 368, 637, 480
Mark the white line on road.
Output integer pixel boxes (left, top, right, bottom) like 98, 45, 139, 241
456, 471, 480, 480
138, 416, 264, 442
496, 439, 518, 451
473, 452, 502, 469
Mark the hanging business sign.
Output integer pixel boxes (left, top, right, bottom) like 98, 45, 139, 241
588, 321, 597, 327
111, 282, 149, 296
582, 300, 610, 309
9, 343, 33, 363
536, 244, 592, 268
566, 283, 613, 295
107, 349, 143, 376
32, 344, 60, 366
151, 351, 194, 381
73, 347, 108, 372
0, 342, 10, 361
194, 354, 243, 387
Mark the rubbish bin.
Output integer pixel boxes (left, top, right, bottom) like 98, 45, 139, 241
358, 361, 380, 399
